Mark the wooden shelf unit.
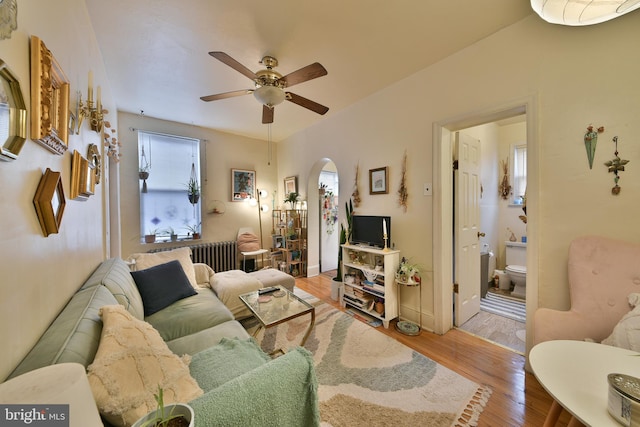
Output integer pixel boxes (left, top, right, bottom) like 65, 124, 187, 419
340, 244, 400, 328
271, 209, 307, 277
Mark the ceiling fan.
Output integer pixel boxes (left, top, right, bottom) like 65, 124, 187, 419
200, 52, 329, 124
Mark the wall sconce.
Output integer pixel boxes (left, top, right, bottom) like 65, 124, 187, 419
76, 71, 107, 134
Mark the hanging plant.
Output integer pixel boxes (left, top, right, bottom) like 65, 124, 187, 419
398, 150, 408, 212
187, 177, 200, 204
584, 125, 604, 169
186, 162, 200, 204
352, 162, 361, 207
499, 158, 511, 200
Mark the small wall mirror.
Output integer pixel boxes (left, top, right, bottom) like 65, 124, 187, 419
0, 59, 27, 161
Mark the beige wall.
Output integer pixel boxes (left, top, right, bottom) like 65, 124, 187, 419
0, 0, 113, 380
116, 112, 278, 260
278, 13, 640, 330
2, 2, 640, 380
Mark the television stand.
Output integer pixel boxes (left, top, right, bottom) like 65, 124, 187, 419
340, 244, 400, 328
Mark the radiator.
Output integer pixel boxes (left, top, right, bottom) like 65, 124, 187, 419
150, 241, 237, 272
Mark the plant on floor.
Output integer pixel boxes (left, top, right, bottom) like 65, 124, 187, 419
335, 198, 354, 282
138, 387, 185, 427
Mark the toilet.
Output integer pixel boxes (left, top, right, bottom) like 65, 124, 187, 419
505, 241, 526, 299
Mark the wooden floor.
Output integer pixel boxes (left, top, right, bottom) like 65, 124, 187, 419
296, 273, 571, 427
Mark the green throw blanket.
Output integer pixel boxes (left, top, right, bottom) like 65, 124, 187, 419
189, 338, 319, 426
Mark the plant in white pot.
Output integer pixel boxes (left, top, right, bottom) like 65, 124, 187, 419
133, 387, 194, 427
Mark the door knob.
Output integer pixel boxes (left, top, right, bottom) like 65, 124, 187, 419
477, 232, 486, 238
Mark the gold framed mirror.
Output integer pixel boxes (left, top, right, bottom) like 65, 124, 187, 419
33, 168, 66, 236
30, 36, 70, 155
0, 59, 27, 161
71, 150, 93, 200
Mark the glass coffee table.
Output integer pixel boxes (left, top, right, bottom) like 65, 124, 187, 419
239, 286, 315, 354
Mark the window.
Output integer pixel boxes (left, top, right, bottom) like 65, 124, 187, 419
138, 131, 201, 242
511, 143, 527, 205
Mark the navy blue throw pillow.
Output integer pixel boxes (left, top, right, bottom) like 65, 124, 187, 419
131, 260, 197, 316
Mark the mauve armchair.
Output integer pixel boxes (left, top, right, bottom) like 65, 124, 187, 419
533, 235, 640, 346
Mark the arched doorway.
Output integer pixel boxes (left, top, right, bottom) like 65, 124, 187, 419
306, 158, 339, 278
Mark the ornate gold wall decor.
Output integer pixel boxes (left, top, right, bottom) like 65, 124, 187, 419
0, 59, 27, 161
30, 36, 70, 155
70, 150, 93, 200
33, 168, 66, 236
87, 144, 101, 185
0, 0, 17, 40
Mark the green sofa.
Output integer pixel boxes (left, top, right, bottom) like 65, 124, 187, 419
8, 257, 319, 426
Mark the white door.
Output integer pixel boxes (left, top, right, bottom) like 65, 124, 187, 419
454, 132, 482, 326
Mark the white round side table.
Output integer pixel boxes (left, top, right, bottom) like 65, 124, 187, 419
395, 278, 422, 336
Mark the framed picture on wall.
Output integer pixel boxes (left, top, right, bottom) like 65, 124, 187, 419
231, 169, 256, 201
284, 176, 297, 196
369, 166, 388, 194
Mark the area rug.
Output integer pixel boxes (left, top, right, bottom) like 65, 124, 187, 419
248, 291, 492, 427
480, 291, 526, 323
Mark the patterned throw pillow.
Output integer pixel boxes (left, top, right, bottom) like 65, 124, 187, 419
87, 305, 203, 427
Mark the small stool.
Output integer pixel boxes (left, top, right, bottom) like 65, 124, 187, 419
240, 248, 268, 272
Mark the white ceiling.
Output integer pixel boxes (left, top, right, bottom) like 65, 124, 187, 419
85, 0, 533, 142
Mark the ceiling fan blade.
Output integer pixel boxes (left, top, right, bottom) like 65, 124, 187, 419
281, 62, 327, 87
262, 105, 274, 124
286, 92, 329, 115
200, 89, 252, 102
208, 51, 257, 80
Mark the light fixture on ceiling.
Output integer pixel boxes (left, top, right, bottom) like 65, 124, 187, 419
253, 85, 286, 107
531, 0, 640, 26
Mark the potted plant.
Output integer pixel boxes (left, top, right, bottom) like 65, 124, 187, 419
396, 257, 421, 284
186, 177, 200, 204
335, 199, 354, 281
164, 227, 178, 242
144, 229, 158, 244
133, 387, 194, 427
184, 223, 200, 240
284, 192, 298, 209
330, 224, 347, 302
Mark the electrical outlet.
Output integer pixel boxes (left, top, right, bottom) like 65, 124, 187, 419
423, 183, 432, 196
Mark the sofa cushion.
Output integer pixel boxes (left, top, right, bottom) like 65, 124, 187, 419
87, 305, 203, 427
211, 270, 263, 319
144, 288, 235, 342
8, 285, 118, 379
131, 260, 198, 316
166, 320, 250, 356
129, 247, 198, 289
80, 257, 145, 319
189, 337, 270, 392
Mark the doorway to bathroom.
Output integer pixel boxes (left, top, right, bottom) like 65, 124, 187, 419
454, 113, 528, 353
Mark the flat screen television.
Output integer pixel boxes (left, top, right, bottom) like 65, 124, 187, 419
351, 215, 390, 249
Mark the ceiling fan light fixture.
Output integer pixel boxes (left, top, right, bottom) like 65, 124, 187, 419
253, 85, 285, 107
531, 0, 640, 25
